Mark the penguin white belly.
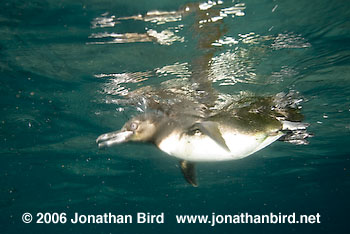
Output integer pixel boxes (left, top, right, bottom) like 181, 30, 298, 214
158, 132, 284, 162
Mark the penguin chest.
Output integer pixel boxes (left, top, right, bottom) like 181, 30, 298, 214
157, 131, 283, 162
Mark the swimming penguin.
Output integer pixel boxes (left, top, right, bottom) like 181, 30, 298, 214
96, 95, 310, 186
94, 2, 312, 186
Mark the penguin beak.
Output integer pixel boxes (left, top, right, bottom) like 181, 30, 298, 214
96, 130, 133, 148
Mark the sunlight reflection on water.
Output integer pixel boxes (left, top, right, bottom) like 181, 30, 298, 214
88, 0, 312, 107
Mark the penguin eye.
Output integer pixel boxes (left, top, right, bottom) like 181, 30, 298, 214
130, 122, 138, 131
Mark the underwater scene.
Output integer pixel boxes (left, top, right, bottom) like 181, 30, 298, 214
1, 0, 349, 233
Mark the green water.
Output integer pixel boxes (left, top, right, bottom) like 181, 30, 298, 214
1, 0, 349, 233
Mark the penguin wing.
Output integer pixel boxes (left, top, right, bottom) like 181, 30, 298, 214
190, 121, 231, 152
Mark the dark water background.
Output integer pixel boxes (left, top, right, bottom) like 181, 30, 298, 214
1, 0, 349, 233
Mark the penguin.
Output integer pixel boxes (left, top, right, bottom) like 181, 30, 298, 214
96, 95, 310, 186
95, 2, 312, 186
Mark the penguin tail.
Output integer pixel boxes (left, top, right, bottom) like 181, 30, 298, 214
279, 120, 313, 145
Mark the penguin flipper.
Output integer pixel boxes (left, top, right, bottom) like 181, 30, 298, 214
192, 121, 230, 152
180, 160, 198, 187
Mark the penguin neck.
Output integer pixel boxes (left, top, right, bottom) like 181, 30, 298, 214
153, 114, 200, 146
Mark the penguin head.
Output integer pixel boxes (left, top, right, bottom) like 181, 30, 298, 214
96, 113, 160, 148
121, 114, 159, 142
